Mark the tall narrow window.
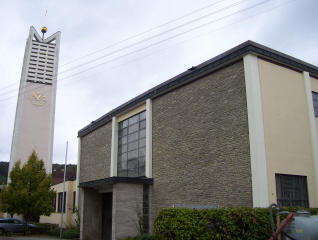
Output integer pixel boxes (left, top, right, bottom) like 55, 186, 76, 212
312, 92, 318, 116
73, 191, 76, 213
57, 192, 66, 213
118, 111, 146, 177
276, 174, 309, 207
52, 195, 57, 212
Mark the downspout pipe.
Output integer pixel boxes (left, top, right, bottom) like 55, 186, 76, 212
268, 203, 280, 234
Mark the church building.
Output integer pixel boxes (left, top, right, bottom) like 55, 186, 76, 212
77, 41, 318, 240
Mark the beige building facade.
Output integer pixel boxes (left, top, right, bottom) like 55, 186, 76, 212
40, 180, 77, 227
77, 41, 318, 240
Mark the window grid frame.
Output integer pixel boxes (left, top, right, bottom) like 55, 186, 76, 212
275, 174, 309, 208
117, 111, 146, 177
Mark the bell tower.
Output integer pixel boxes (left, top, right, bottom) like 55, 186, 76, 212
9, 26, 61, 173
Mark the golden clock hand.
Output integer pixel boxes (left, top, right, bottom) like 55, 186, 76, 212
35, 93, 42, 100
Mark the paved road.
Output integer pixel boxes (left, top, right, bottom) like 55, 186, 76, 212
0, 236, 61, 240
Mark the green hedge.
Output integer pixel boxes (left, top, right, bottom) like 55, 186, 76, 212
30, 223, 59, 235
154, 207, 318, 240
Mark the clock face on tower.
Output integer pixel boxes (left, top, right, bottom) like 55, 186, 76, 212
30, 92, 46, 106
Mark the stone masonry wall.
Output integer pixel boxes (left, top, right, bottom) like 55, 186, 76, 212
151, 60, 252, 213
112, 183, 143, 240
80, 122, 112, 183
82, 188, 103, 240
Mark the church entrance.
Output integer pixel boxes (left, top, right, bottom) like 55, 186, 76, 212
102, 193, 113, 240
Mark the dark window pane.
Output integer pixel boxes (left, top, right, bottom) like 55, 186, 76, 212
119, 144, 127, 154
122, 128, 128, 136
312, 92, 318, 117
118, 161, 127, 170
139, 138, 146, 148
118, 136, 127, 146
128, 132, 139, 142
140, 120, 146, 129
128, 149, 138, 160
139, 156, 146, 167
121, 153, 127, 161
118, 170, 127, 177
129, 123, 139, 134
139, 147, 146, 157
128, 168, 138, 177
140, 129, 146, 138
313, 92, 318, 100
122, 119, 128, 128
129, 115, 139, 125
139, 166, 145, 176
128, 158, 138, 169
128, 141, 138, 151
276, 174, 308, 208
140, 111, 146, 120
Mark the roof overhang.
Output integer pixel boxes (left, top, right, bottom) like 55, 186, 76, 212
78, 176, 154, 188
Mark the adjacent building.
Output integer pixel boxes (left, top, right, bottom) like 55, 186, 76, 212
40, 176, 77, 227
77, 41, 318, 240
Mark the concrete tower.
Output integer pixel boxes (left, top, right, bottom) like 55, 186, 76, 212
9, 26, 61, 173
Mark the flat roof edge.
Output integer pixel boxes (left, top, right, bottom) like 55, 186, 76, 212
78, 176, 154, 188
78, 40, 318, 137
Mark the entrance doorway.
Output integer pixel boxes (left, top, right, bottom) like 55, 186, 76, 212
102, 193, 112, 240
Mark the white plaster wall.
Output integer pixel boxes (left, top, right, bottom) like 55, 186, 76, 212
310, 77, 318, 138
12, 82, 54, 172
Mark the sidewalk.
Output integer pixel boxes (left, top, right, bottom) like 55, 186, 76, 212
1, 236, 61, 240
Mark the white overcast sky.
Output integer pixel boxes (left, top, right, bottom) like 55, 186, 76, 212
0, 0, 317, 165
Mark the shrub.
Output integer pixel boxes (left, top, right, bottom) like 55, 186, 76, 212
31, 225, 48, 235
31, 223, 59, 235
138, 234, 155, 240
154, 206, 318, 240
122, 234, 155, 240
47, 228, 60, 237
62, 228, 80, 239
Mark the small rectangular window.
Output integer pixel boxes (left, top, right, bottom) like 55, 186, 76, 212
276, 174, 309, 207
312, 92, 318, 117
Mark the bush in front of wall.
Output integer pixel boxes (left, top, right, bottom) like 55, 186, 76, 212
30, 225, 47, 235
47, 227, 60, 237
121, 234, 155, 240
62, 228, 80, 239
29, 223, 59, 235
154, 206, 318, 240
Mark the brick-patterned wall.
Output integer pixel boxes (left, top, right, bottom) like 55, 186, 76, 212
113, 183, 143, 239
80, 122, 112, 183
151, 60, 252, 213
82, 188, 103, 240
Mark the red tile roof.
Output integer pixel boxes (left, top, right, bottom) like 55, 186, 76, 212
52, 171, 76, 184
